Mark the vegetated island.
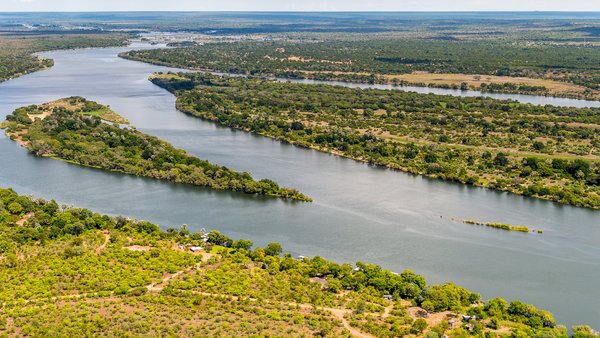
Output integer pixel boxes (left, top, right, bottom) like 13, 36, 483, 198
463, 220, 533, 233
1, 97, 310, 202
120, 39, 600, 101
150, 72, 600, 209
0, 187, 597, 337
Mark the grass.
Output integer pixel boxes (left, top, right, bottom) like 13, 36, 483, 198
80, 107, 129, 125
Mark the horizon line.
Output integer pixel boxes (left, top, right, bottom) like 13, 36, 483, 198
2, 10, 600, 13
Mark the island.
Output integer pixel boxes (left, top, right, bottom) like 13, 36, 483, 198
1, 97, 311, 202
150, 72, 600, 209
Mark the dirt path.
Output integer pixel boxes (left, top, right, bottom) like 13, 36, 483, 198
382, 303, 394, 319
15, 212, 34, 226
329, 307, 376, 338
28, 110, 52, 121
146, 252, 212, 292
95, 232, 110, 255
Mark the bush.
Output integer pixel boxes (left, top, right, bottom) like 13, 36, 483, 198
7, 202, 23, 215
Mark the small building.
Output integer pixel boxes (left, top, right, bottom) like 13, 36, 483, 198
189, 246, 203, 252
383, 295, 394, 301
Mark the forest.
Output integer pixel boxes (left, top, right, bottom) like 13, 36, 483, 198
0, 187, 597, 337
151, 72, 600, 209
121, 38, 600, 99
1, 97, 310, 201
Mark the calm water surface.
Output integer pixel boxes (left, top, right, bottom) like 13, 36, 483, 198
0, 44, 599, 329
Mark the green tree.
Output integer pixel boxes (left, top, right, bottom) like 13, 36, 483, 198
411, 318, 428, 335
232, 239, 254, 251
264, 242, 283, 256
8, 202, 23, 215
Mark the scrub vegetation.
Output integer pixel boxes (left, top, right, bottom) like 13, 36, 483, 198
0, 188, 595, 337
151, 72, 600, 209
1, 97, 310, 201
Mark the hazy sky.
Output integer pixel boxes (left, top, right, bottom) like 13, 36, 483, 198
1, 0, 599, 12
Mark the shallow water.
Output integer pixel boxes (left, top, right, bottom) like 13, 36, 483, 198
0, 44, 599, 329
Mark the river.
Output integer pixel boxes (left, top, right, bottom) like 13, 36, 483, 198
0, 43, 599, 329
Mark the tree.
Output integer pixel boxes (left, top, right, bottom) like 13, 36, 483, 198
494, 153, 509, 167
264, 242, 283, 256
232, 239, 253, 251
572, 326, 599, 338
411, 318, 428, 335
207, 230, 233, 247
8, 202, 23, 215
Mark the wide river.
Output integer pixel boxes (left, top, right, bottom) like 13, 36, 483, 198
1, 44, 599, 329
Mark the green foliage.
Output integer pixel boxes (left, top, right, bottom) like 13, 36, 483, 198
264, 242, 283, 256
411, 318, 428, 334
151, 72, 600, 209
3, 99, 310, 201
7, 202, 23, 215
572, 325, 600, 338
419, 283, 479, 312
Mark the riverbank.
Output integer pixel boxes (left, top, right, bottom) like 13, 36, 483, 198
1, 187, 595, 337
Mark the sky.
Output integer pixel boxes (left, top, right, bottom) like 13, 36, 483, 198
1, 0, 599, 12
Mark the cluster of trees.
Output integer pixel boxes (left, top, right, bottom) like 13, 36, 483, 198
2, 99, 310, 201
151, 73, 600, 209
123, 38, 600, 98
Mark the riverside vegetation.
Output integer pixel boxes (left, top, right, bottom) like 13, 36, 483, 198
1, 97, 310, 201
150, 72, 600, 209
0, 187, 598, 337
121, 39, 600, 100
462, 220, 530, 233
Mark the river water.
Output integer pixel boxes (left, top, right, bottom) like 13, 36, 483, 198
0, 44, 599, 329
